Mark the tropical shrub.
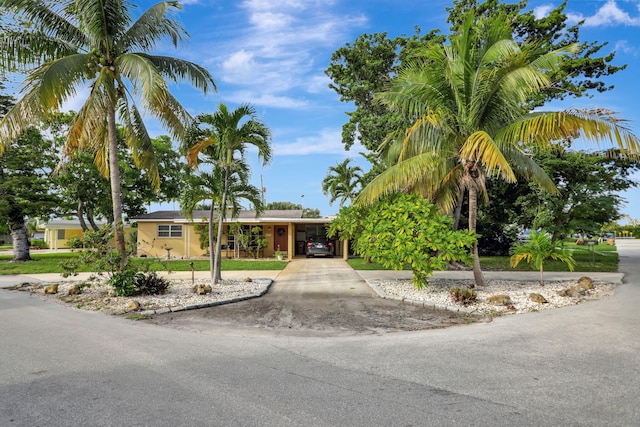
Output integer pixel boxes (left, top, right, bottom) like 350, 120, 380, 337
510, 231, 576, 285
353, 193, 476, 288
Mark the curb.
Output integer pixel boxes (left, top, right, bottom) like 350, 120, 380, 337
136, 279, 274, 316
364, 278, 477, 314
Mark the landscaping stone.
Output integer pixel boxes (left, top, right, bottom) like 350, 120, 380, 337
530, 293, 548, 304
487, 294, 512, 306
44, 284, 58, 294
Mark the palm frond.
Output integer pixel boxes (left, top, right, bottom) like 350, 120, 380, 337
139, 54, 217, 94
119, 1, 184, 51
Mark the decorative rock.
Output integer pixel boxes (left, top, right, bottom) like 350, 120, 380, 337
127, 300, 141, 311
44, 284, 59, 294
558, 286, 586, 298
244, 277, 253, 283
577, 276, 594, 290
530, 293, 548, 304
487, 294, 512, 306
67, 285, 82, 296
193, 284, 211, 295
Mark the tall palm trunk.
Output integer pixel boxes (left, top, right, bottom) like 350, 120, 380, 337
466, 169, 485, 287
208, 202, 216, 283
10, 220, 30, 262
212, 165, 230, 285
107, 105, 127, 269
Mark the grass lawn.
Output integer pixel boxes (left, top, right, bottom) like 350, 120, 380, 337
0, 252, 287, 275
347, 241, 619, 272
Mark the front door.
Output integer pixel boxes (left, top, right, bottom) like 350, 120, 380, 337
274, 225, 288, 253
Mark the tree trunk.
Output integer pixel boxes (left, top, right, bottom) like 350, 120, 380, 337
86, 207, 100, 231
212, 165, 230, 285
106, 105, 127, 269
10, 219, 31, 262
208, 202, 216, 284
452, 188, 464, 231
467, 178, 485, 287
77, 201, 88, 232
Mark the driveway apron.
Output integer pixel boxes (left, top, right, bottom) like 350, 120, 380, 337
271, 257, 376, 297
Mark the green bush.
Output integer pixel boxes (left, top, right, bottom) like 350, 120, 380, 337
30, 239, 47, 249
68, 236, 83, 249
108, 269, 140, 297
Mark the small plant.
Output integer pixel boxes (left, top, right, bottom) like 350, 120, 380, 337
108, 269, 141, 297
449, 287, 478, 305
510, 231, 576, 286
134, 272, 170, 295
68, 237, 83, 249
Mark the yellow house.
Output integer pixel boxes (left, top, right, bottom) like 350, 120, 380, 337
132, 210, 343, 260
43, 219, 133, 249
43, 219, 106, 249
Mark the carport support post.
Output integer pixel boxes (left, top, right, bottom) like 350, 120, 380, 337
343, 239, 349, 261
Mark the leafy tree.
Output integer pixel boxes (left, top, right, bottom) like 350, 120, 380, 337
322, 158, 364, 207
514, 149, 640, 240
185, 103, 271, 284
510, 231, 575, 286
265, 201, 321, 218
357, 14, 639, 287
0, 0, 216, 268
353, 193, 475, 289
0, 126, 61, 260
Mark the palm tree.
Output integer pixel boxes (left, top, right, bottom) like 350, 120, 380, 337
510, 231, 575, 286
322, 158, 364, 206
357, 14, 639, 287
180, 159, 263, 258
0, 0, 216, 268
186, 103, 271, 284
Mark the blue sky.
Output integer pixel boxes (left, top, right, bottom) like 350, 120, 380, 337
68, 1, 640, 221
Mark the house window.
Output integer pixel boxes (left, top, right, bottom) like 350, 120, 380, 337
57, 229, 65, 240
158, 224, 182, 238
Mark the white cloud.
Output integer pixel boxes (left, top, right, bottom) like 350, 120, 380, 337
208, 0, 367, 109
533, 4, 554, 19
224, 90, 309, 109
306, 74, 332, 94
615, 40, 639, 56
567, 0, 640, 27
274, 128, 364, 155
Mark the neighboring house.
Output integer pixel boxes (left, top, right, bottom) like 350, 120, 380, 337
43, 219, 108, 250
132, 210, 342, 260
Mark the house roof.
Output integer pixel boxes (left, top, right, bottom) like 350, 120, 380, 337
43, 219, 108, 230
131, 210, 329, 224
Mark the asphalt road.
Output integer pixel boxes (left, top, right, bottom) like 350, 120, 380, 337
1, 240, 639, 426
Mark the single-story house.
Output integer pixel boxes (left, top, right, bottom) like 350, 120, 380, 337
43, 220, 105, 250
43, 219, 134, 250
132, 210, 344, 260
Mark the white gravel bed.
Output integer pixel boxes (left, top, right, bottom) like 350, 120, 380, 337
369, 278, 616, 316
22, 278, 272, 315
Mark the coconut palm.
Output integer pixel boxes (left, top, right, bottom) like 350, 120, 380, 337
186, 103, 271, 284
0, 0, 216, 268
357, 14, 639, 287
322, 158, 364, 206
